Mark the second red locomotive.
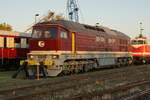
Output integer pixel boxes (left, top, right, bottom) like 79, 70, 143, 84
131, 23, 150, 64
20, 20, 132, 76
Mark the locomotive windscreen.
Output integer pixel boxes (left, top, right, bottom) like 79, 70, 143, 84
131, 40, 146, 45
32, 27, 42, 38
32, 27, 58, 39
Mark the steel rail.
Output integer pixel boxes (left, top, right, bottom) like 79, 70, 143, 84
124, 88, 150, 100
1, 65, 148, 94
2, 65, 150, 100
5, 70, 150, 100
63, 80, 150, 100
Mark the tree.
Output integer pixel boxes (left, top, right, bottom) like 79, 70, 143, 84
0, 22, 12, 31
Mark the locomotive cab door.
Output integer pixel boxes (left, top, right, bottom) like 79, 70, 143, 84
59, 29, 71, 51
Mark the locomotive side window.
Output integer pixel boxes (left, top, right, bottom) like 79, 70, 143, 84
21, 38, 27, 48
100, 37, 105, 42
14, 38, 21, 48
96, 36, 100, 42
7, 37, 14, 48
32, 28, 42, 38
0, 37, 4, 47
112, 39, 116, 43
108, 39, 112, 44
44, 27, 58, 38
15, 38, 20, 43
60, 30, 68, 39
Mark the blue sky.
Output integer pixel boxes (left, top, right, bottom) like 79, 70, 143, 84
0, 0, 150, 38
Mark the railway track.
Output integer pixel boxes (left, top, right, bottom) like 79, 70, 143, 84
1, 65, 150, 100
123, 89, 150, 100
64, 80, 150, 100
1, 65, 149, 94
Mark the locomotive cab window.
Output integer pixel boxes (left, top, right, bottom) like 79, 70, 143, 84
44, 27, 58, 38
131, 40, 137, 45
131, 40, 146, 45
60, 30, 68, 39
32, 27, 42, 38
138, 40, 146, 44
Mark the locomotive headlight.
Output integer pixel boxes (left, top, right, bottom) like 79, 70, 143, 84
30, 55, 34, 59
52, 55, 59, 59
28, 55, 34, 59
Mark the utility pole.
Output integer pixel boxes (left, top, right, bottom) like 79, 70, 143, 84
35, 14, 39, 24
139, 22, 144, 38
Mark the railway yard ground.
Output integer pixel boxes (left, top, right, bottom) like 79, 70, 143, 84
0, 64, 150, 100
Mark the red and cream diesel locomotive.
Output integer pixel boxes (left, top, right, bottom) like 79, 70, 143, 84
131, 23, 150, 64
0, 30, 30, 70
21, 20, 132, 76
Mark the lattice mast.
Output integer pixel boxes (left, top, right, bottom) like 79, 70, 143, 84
67, 0, 79, 22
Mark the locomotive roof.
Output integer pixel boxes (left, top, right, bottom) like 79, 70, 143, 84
0, 30, 31, 37
36, 20, 130, 40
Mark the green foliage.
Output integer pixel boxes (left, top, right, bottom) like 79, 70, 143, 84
0, 22, 12, 31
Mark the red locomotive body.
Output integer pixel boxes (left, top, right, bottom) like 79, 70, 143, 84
0, 30, 30, 70
131, 36, 150, 63
131, 23, 150, 64
22, 20, 132, 76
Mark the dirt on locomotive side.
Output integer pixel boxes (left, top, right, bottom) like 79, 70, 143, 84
0, 64, 150, 100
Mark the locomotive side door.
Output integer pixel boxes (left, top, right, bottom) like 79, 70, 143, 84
59, 29, 70, 51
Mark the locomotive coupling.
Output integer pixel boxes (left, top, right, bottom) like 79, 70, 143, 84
20, 60, 53, 66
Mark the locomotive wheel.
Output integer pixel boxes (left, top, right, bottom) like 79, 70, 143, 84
83, 64, 90, 72
142, 60, 146, 64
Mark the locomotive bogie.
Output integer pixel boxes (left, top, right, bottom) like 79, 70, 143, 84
22, 51, 132, 76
